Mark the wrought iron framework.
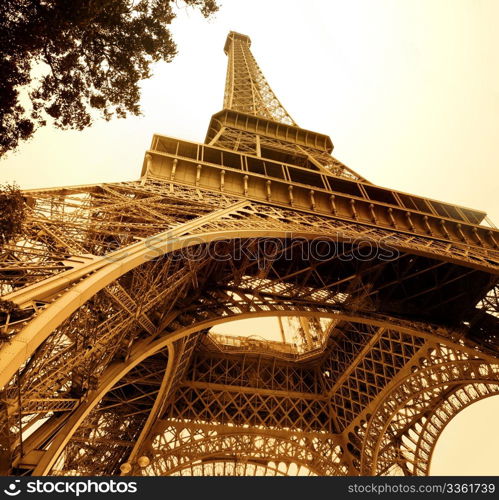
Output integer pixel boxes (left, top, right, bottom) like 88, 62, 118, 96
0, 31, 498, 477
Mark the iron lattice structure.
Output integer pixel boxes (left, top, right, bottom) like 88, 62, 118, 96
1, 31, 498, 477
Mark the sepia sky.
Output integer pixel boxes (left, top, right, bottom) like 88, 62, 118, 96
1, 0, 498, 475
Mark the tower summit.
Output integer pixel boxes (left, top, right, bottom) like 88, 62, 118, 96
222, 31, 296, 124
206, 31, 368, 181
0, 32, 498, 477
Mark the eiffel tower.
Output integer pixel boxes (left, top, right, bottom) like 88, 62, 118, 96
1, 31, 498, 477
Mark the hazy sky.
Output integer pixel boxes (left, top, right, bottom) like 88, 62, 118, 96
1, 0, 498, 475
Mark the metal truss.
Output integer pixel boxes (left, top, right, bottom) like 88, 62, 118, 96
223, 32, 296, 126
212, 31, 367, 181
1, 32, 498, 477
143, 422, 345, 476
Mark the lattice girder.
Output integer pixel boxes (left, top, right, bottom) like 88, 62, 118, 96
1, 185, 498, 474
142, 422, 346, 476
223, 32, 295, 126
8, 304, 499, 476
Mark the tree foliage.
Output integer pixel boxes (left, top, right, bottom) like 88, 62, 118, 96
0, 298, 23, 331
0, 0, 218, 156
0, 183, 26, 245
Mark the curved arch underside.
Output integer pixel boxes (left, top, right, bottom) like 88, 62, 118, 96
167, 460, 313, 477
0, 180, 498, 476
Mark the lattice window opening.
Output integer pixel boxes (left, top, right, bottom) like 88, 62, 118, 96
209, 312, 333, 356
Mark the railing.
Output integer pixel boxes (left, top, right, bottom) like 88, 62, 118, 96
204, 332, 328, 361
